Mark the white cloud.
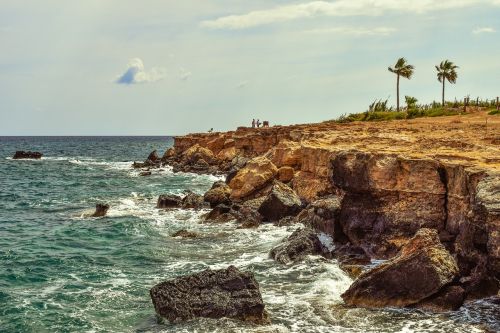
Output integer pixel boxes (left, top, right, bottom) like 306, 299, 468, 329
201, 0, 497, 30
116, 58, 164, 84
179, 68, 192, 81
237, 80, 249, 89
305, 26, 396, 36
472, 27, 496, 34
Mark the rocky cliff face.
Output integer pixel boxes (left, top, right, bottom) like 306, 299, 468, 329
146, 111, 499, 302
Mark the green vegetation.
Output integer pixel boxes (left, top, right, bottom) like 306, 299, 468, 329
388, 58, 415, 112
489, 109, 500, 115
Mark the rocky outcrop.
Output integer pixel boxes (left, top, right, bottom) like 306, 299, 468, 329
13, 151, 43, 159
413, 285, 465, 312
91, 203, 109, 217
270, 228, 325, 264
295, 196, 342, 237
229, 156, 278, 200
342, 229, 459, 308
257, 181, 302, 222
181, 191, 207, 210
150, 266, 268, 324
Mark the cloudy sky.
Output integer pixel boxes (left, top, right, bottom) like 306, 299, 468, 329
0, 0, 499, 135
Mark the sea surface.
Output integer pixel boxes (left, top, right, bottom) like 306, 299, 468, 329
0, 136, 498, 333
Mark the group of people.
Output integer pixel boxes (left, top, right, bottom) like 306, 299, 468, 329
251, 119, 269, 128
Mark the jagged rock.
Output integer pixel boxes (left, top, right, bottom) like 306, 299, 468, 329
296, 196, 341, 237
13, 151, 42, 159
269, 140, 302, 168
229, 156, 278, 200
150, 266, 269, 324
341, 229, 459, 308
162, 148, 175, 160
205, 204, 234, 223
147, 150, 160, 163
182, 144, 215, 165
157, 194, 182, 209
171, 229, 199, 238
91, 203, 109, 217
182, 191, 207, 210
277, 166, 294, 183
258, 181, 302, 222
270, 228, 324, 264
413, 285, 465, 312
204, 183, 231, 208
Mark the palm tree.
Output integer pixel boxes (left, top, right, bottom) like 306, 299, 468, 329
436, 60, 459, 107
388, 58, 415, 112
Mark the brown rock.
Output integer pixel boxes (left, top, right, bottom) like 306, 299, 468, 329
171, 229, 199, 238
414, 285, 465, 312
157, 194, 182, 209
229, 156, 278, 200
203, 184, 231, 208
341, 228, 459, 308
91, 203, 109, 217
277, 166, 294, 183
270, 228, 325, 264
13, 151, 43, 159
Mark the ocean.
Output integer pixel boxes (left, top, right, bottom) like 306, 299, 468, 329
0, 136, 498, 333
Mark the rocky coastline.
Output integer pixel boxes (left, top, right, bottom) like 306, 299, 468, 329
140, 112, 499, 323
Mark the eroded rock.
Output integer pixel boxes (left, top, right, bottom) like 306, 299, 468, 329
157, 194, 182, 209
91, 203, 109, 217
229, 156, 278, 200
13, 151, 43, 159
258, 181, 302, 222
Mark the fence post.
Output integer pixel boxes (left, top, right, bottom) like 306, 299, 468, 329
497, 96, 499, 110
464, 97, 467, 113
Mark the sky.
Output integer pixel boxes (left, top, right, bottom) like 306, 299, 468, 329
0, 0, 499, 135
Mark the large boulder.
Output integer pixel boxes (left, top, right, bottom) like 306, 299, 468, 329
182, 144, 216, 165
258, 181, 302, 222
150, 266, 269, 324
229, 156, 278, 200
413, 285, 465, 312
203, 183, 231, 208
270, 228, 325, 264
341, 228, 459, 308
13, 151, 43, 159
91, 203, 109, 217
147, 150, 160, 163
295, 196, 342, 237
157, 194, 182, 209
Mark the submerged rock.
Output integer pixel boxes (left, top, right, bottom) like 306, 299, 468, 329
13, 151, 43, 159
171, 229, 199, 238
91, 203, 109, 217
341, 228, 459, 308
140, 171, 152, 176
270, 228, 324, 264
258, 181, 302, 222
150, 265, 269, 324
413, 285, 465, 312
181, 191, 207, 210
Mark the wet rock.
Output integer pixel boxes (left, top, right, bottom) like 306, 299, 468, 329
258, 181, 302, 222
91, 203, 109, 217
413, 285, 465, 312
205, 204, 234, 223
182, 191, 207, 210
341, 229, 459, 308
140, 171, 152, 176
229, 156, 278, 200
150, 265, 269, 324
182, 144, 216, 165
157, 194, 183, 209
203, 183, 231, 208
13, 151, 42, 159
270, 228, 324, 264
162, 147, 175, 160
171, 229, 199, 238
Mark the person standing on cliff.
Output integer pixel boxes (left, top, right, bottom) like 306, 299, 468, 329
256, 119, 261, 128
252, 119, 255, 128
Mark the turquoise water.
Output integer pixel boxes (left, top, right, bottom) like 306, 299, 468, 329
0, 137, 498, 333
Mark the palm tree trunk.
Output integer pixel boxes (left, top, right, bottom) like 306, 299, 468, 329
442, 79, 445, 107
397, 74, 400, 112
